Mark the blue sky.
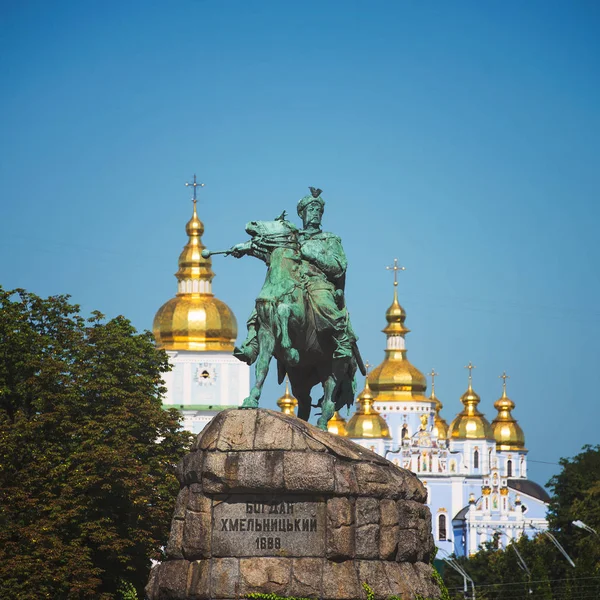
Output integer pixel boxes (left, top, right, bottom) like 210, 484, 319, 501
1, 0, 599, 486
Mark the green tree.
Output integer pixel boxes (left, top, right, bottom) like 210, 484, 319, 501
547, 444, 600, 572
0, 287, 192, 599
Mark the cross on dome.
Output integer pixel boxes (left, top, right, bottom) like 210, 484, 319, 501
429, 368, 439, 393
499, 371, 510, 392
185, 174, 205, 203
386, 258, 406, 287
464, 362, 476, 384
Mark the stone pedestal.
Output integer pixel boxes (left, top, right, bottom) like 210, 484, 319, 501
146, 409, 440, 600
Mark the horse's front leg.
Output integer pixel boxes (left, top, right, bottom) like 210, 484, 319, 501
241, 328, 276, 408
276, 303, 299, 366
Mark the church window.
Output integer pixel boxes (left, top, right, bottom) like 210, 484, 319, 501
438, 514, 447, 541
507, 460, 513, 477
473, 449, 479, 469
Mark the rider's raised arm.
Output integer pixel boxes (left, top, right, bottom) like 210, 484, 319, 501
230, 240, 269, 263
230, 241, 252, 258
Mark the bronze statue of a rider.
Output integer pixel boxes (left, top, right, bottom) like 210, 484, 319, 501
223, 187, 364, 429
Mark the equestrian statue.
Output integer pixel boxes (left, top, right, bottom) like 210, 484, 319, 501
202, 188, 365, 430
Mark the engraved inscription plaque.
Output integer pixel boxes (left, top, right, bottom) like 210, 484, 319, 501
212, 495, 326, 557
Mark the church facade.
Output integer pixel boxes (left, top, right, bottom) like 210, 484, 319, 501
336, 274, 549, 557
154, 189, 549, 557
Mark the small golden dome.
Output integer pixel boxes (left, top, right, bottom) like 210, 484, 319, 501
368, 285, 429, 403
346, 378, 391, 439
383, 287, 408, 336
429, 369, 449, 439
491, 375, 526, 451
327, 411, 348, 436
154, 199, 237, 352
176, 201, 215, 282
277, 379, 297, 416
448, 368, 493, 440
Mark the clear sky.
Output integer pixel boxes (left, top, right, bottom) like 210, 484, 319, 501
1, 0, 599, 487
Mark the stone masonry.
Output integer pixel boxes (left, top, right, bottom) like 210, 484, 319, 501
146, 409, 440, 600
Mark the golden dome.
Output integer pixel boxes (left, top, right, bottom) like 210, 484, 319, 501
153, 199, 237, 352
346, 378, 391, 439
491, 374, 526, 451
429, 370, 449, 440
368, 284, 429, 403
327, 410, 348, 436
277, 379, 297, 416
448, 367, 493, 440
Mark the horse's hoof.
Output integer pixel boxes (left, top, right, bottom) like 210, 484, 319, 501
241, 397, 259, 409
316, 416, 329, 431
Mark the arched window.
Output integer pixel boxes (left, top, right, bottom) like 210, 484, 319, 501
507, 460, 513, 477
473, 449, 479, 469
438, 514, 447, 541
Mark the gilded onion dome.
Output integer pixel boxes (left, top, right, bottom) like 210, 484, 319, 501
277, 379, 297, 416
346, 378, 391, 439
368, 269, 429, 403
153, 189, 237, 352
429, 370, 449, 439
491, 373, 526, 451
448, 364, 494, 440
327, 411, 349, 436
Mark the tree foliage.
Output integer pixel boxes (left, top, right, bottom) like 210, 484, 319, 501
0, 287, 192, 599
440, 445, 600, 599
547, 444, 600, 572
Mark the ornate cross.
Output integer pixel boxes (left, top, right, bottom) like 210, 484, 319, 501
429, 369, 438, 393
364, 360, 371, 375
185, 174, 205, 203
499, 371, 510, 391
464, 362, 476, 384
386, 258, 406, 287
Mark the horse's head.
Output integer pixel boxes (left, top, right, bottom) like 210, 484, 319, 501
245, 218, 298, 239
245, 218, 300, 257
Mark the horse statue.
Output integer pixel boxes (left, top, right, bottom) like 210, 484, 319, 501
204, 212, 364, 430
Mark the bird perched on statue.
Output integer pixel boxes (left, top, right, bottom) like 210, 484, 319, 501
309, 187, 323, 198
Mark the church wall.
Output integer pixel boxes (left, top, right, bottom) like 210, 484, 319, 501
162, 350, 249, 410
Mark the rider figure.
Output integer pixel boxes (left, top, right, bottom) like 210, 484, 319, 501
233, 189, 355, 365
